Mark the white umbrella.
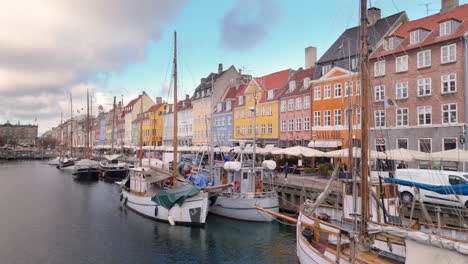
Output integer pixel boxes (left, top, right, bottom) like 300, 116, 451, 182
430, 148, 468, 162
323, 147, 386, 159
381, 148, 431, 162
258, 147, 281, 155
271, 146, 325, 157
213, 146, 233, 153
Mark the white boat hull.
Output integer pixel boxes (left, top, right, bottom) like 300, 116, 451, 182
121, 189, 209, 226
209, 193, 279, 222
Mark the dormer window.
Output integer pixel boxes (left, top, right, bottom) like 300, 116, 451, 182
439, 19, 461, 37
226, 101, 231, 111
238, 95, 243, 105
288, 81, 296, 93
303, 77, 311, 89
267, 90, 274, 100
217, 103, 222, 112
410, 30, 420, 44
384, 36, 404, 50
322, 64, 331, 75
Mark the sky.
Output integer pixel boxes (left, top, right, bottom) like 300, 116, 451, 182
1, 0, 467, 134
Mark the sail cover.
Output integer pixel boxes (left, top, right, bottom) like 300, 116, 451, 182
151, 185, 201, 209
385, 178, 468, 195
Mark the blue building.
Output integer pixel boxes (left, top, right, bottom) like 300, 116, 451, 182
213, 86, 238, 146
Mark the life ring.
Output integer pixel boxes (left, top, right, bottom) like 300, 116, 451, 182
233, 180, 240, 190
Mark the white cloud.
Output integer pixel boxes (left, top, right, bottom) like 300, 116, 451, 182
0, 0, 187, 134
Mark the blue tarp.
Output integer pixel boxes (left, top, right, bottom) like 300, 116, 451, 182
385, 178, 468, 195
186, 173, 211, 188
151, 185, 202, 209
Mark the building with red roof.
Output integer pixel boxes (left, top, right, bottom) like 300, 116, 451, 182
122, 92, 154, 146
369, 1, 468, 170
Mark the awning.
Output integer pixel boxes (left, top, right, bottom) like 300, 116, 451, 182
308, 140, 342, 148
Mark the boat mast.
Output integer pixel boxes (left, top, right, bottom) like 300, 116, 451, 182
172, 31, 178, 188
359, 0, 370, 238
111, 96, 116, 153
70, 93, 73, 158
139, 93, 144, 167
60, 111, 63, 158
90, 95, 93, 154
121, 95, 124, 154
209, 76, 214, 179
85, 88, 90, 158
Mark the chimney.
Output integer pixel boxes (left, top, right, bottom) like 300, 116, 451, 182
155, 96, 162, 104
304, 46, 317, 69
238, 68, 242, 75
367, 7, 381, 26
185, 94, 189, 100
440, 0, 458, 13
218, 63, 223, 74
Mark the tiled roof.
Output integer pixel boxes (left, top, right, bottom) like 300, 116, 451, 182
177, 98, 192, 111
371, 4, 468, 59
232, 84, 248, 108
192, 66, 235, 101
145, 103, 165, 113
279, 67, 316, 98
255, 69, 293, 103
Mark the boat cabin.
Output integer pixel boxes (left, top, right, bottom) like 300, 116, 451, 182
123, 168, 172, 196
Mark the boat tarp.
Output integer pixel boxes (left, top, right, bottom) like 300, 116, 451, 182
385, 178, 468, 195
151, 185, 201, 209
186, 173, 210, 187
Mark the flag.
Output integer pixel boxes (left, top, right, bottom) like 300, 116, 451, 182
384, 96, 398, 109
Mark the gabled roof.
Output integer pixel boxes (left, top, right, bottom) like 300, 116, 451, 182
177, 97, 192, 111
317, 11, 405, 64
279, 67, 316, 98
254, 69, 293, 103
232, 84, 248, 108
316, 66, 357, 81
192, 65, 236, 101
371, 4, 468, 59
145, 103, 166, 113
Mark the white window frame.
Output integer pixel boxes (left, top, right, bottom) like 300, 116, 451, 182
356, 107, 361, 126
396, 108, 409, 127
417, 106, 432, 126
417, 78, 431, 97
440, 21, 451, 36
268, 105, 272, 115
281, 120, 287, 132
261, 124, 266, 134
288, 119, 294, 132
288, 99, 294, 111
267, 90, 274, 100
280, 100, 286, 112
374, 110, 386, 127
304, 117, 310, 130
374, 85, 385, 102
260, 106, 265, 116
345, 81, 353, 96
396, 82, 408, 99
418, 138, 432, 153
441, 44, 456, 64
395, 55, 408, 72
324, 110, 331, 126
314, 111, 321, 127
314, 86, 321, 100
374, 60, 385, 77
295, 98, 302, 110
296, 118, 302, 131
238, 96, 243, 105
267, 123, 272, 134
324, 85, 331, 99
441, 73, 457, 94
334, 83, 342, 98
303, 96, 310, 109
356, 80, 361, 96
417, 50, 431, 68
397, 138, 409, 149
409, 30, 420, 45
334, 109, 342, 126
442, 103, 457, 124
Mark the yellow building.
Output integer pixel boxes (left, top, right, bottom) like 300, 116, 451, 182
143, 103, 166, 146
233, 69, 292, 146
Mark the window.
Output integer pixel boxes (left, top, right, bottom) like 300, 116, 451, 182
238, 96, 243, 105
396, 108, 409, 127
384, 38, 395, 50
441, 44, 456, 64
261, 106, 265, 116
280, 100, 286, 112
267, 124, 272, 134
247, 94, 252, 102
374, 85, 385, 102
417, 50, 431, 68
410, 30, 420, 44
288, 120, 294, 131
322, 64, 331, 75
295, 98, 302, 110
334, 83, 342, 98
442, 103, 457, 124
226, 101, 231, 111
303, 96, 310, 109
241, 110, 245, 118
296, 118, 302, 131
356, 107, 361, 126
440, 21, 451, 36
441, 73, 456, 93
324, 85, 331, 99
228, 116, 232, 125
396, 82, 408, 99
304, 117, 310, 130
241, 125, 245, 135
267, 90, 274, 100
397, 138, 408, 149
255, 108, 259, 116
248, 125, 252, 135
314, 111, 321, 126
449, 175, 467, 185
376, 138, 386, 152
281, 120, 287, 132
417, 106, 432, 125
419, 138, 432, 153
351, 57, 358, 70
417, 78, 431, 96
288, 81, 296, 93
247, 110, 252, 117
374, 110, 385, 127
395, 55, 408, 72
288, 99, 294, 111
235, 111, 239, 119
345, 81, 353, 96
303, 78, 311, 89
356, 80, 361, 96
324, 110, 331, 126
268, 105, 272, 115
443, 138, 457, 151
314, 86, 321, 100
260, 124, 265, 134
236, 126, 240, 136
374, 60, 385, 77
334, 109, 342, 126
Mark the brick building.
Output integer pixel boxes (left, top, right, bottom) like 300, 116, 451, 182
0, 121, 38, 146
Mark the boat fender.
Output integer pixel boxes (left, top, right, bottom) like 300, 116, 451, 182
168, 215, 175, 226
154, 206, 158, 217
233, 180, 240, 190
124, 197, 128, 206
120, 194, 123, 202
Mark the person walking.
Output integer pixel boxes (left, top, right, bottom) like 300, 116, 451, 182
284, 162, 289, 181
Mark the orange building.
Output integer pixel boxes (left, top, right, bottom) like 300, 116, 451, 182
310, 67, 361, 160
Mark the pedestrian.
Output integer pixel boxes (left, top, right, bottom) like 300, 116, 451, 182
284, 162, 289, 181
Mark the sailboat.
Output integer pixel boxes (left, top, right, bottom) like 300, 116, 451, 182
258, 1, 468, 263
120, 32, 227, 226
58, 94, 77, 169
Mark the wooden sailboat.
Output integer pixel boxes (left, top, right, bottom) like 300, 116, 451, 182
58, 94, 76, 169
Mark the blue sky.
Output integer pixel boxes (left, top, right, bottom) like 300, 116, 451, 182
101, 0, 467, 101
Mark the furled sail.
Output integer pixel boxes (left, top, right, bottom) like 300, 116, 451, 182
303, 164, 339, 216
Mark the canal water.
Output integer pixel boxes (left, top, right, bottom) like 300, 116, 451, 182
0, 160, 297, 264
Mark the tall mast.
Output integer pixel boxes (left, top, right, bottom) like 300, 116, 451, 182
209, 76, 214, 179
85, 88, 90, 158
172, 31, 178, 188
359, 0, 370, 236
121, 94, 124, 154
90, 95, 93, 154
70, 93, 73, 158
111, 96, 116, 153
139, 94, 144, 167
60, 111, 63, 158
